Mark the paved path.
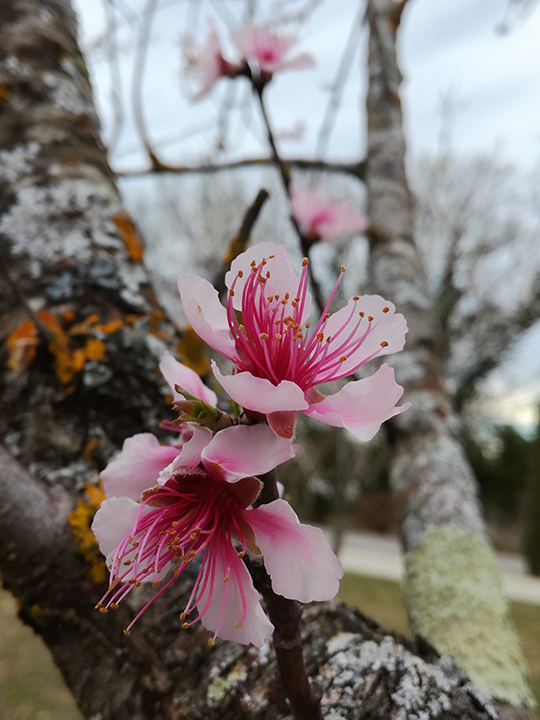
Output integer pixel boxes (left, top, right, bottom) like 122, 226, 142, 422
330, 529, 540, 605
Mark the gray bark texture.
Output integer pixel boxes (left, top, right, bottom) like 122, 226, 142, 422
0, 1, 530, 719
364, 0, 535, 714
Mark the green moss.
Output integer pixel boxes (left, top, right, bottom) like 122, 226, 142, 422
404, 525, 535, 707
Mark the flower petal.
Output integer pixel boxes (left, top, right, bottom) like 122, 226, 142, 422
225, 242, 311, 322
173, 425, 214, 469
322, 296, 407, 378
212, 361, 308, 413
91, 497, 170, 583
159, 351, 217, 405
304, 363, 410, 441
197, 546, 273, 647
101, 434, 179, 499
178, 273, 236, 360
201, 423, 298, 483
246, 499, 343, 602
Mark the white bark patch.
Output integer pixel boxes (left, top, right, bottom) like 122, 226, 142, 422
320, 633, 498, 720
42, 69, 93, 115
0, 55, 31, 80
0, 179, 122, 269
0, 142, 40, 183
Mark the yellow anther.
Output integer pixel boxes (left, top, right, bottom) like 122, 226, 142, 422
237, 551, 245, 559
269, 254, 275, 259
257, 274, 266, 283
229, 289, 235, 297
368, 316, 374, 322
380, 341, 389, 347
123, 629, 131, 636
382, 306, 389, 313
152, 581, 160, 589
316, 332, 324, 341
275, 294, 279, 301
236, 621, 243, 629
268, 296, 273, 302
302, 257, 309, 266
180, 612, 186, 621
189, 550, 196, 558
100, 607, 108, 614
339, 356, 347, 362
123, 560, 131, 566
266, 271, 270, 278
275, 333, 282, 340
182, 622, 189, 629
238, 270, 243, 278
260, 333, 268, 339
250, 260, 256, 266
111, 603, 119, 609
95, 602, 102, 609
284, 293, 290, 300
208, 638, 215, 647
305, 321, 310, 328
324, 313, 330, 319
359, 311, 365, 318
341, 265, 345, 272
223, 576, 230, 582
262, 258, 267, 265
353, 296, 359, 301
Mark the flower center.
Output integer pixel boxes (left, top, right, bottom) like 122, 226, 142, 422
226, 256, 388, 390
96, 468, 253, 640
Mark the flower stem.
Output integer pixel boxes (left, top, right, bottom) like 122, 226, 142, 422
247, 556, 323, 720
254, 86, 326, 315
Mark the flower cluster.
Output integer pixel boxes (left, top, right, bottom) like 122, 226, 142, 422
93, 352, 342, 646
182, 23, 314, 101
93, 243, 409, 648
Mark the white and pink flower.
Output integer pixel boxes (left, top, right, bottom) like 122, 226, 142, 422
178, 243, 410, 440
231, 25, 314, 77
183, 22, 236, 102
290, 186, 369, 242
92, 423, 342, 646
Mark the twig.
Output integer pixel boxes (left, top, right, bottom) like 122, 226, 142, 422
254, 86, 327, 314
132, 0, 162, 170
103, 0, 123, 155
247, 557, 323, 720
316, 6, 362, 158
214, 188, 270, 298
248, 470, 323, 720
116, 155, 367, 181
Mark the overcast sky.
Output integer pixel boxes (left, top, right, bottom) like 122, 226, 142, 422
72, 0, 540, 424
73, 0, 540, 172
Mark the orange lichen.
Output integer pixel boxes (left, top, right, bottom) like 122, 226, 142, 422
84, 338, 106, 361
68, 481, 107, 584
6, 319, 39, 371
113, 210, 144, 263
84, 438, 100, 467
0, 84, 11, 101
176, 325, 211, 376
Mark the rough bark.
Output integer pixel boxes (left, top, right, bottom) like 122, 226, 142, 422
0, 1, 527, 719
364, 0, 535, 713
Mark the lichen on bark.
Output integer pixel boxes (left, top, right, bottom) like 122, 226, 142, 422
405, 526, 535, 708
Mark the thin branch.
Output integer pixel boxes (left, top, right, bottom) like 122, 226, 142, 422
103, 0, 124, 155
214, 187, 270, 298
316, 5, 362, 158
132, 0, 161, 169
255, 86, 326, 314
115, 155, 367, 180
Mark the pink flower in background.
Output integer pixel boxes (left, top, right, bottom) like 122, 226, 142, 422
231, 25, 315, 76
178, 243, 410, 440
183, 22, 236, 102
290, 186, 369, 242
93, 423, 342, 646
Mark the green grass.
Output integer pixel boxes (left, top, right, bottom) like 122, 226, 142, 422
338, 572, 540, 709
0, 575, 538, 718
0, 592, 82, 720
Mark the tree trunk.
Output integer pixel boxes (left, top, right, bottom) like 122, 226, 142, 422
364, 0, 535, 714
0, 1, 528, 718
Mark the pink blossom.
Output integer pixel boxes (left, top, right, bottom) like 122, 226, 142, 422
178, 243, 410, 439
92, 423, 342, 646
183, 22, 236, 102
231, 25, 314, 77
290, 186, 369, 242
